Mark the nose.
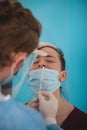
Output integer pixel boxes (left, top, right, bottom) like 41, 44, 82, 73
39, 64, 45, 68
38, 59, 46, 68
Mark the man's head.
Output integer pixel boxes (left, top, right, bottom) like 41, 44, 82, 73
29, 42, 68, 100
0, 0, 41, 82
31, 42, 66, 82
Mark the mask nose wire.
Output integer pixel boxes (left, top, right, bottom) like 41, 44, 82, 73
39, 66, 44, 91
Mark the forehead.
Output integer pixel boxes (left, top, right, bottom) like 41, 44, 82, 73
38, 46, 59, 58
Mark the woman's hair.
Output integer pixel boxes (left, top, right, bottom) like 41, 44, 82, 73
0, 0, 41, 67
38, 45, 65, 71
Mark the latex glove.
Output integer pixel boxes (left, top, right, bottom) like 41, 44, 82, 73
37, 91, 58, 124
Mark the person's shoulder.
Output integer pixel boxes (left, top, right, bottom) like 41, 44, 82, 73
74, 107, 87, 118
61, 107, 87, 130
13, 98, 42, 116
5, 98, 47, 130
65, 107, 87, 120
0, 98, 47, 130
4, 98, 43, 119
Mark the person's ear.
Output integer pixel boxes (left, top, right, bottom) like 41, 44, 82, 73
58, 71, 67, 82
11, 52, 27, 70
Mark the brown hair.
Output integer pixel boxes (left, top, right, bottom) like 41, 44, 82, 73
0, 0, 41, 67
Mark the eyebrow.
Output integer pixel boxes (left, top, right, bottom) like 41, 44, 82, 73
37, 54, 56, 59
46, 55, 56, 58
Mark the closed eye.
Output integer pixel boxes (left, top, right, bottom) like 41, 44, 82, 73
33, 59, 40, 64
46, 59, 55, 63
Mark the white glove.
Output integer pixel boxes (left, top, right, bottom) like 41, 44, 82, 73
37, 91, 58, 124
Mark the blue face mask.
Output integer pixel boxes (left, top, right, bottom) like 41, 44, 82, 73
28, 67, 62, 94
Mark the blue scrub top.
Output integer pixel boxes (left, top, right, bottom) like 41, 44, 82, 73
0, 98, 47, 130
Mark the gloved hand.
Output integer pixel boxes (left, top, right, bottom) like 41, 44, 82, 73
37, 91, 58, 124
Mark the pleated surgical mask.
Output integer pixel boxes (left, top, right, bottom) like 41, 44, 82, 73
28, 67, 62, 94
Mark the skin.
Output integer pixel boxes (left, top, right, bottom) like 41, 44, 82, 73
28, 46, 74, 126
31, 47, 62, 71
0, 52, 27, 83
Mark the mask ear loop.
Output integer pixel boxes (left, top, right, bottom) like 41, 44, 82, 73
39, 66, 44, 91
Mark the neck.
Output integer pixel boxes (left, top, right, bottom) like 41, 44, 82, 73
53, 89, 74, 126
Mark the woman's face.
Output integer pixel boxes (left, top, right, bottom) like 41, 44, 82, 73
31, 47, 62, 73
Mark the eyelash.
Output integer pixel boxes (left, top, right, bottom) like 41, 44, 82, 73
33, 60, 39, 64
46, 60, 54, 63
33, 59, 55, 64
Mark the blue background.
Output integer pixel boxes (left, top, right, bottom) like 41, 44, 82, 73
18, 0, 87, 113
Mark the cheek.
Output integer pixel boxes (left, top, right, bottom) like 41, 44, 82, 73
48, 63, 59, 71
30, 64, 37, 70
